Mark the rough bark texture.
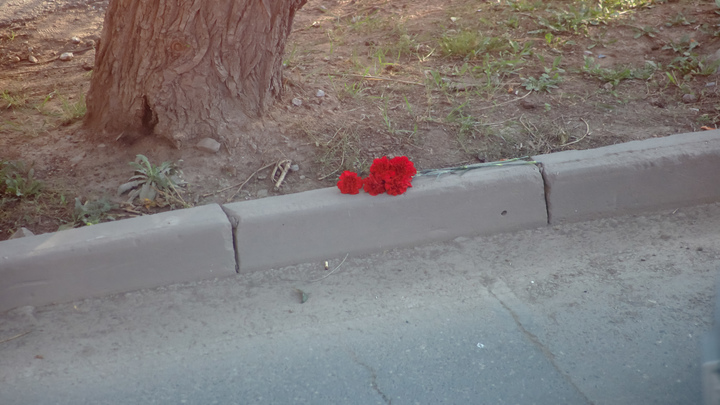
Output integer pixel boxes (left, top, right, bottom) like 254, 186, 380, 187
84, 0, 307, 147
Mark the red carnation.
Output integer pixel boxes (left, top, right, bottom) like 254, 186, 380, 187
337, 171, 363, 194
390, 156, 416, 179
362, 174, 386, 196
385, 175, 412, 196
369, 156, 393, 175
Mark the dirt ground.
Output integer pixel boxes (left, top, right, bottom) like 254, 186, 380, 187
1, 0, 719, 240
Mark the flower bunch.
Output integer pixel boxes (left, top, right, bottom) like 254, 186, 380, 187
337, 156, 416, 196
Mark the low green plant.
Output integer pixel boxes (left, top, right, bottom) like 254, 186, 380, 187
0, 160, 43, 198
1, 90, 28, 109
662, 36, 699, 55
668, 55, 720, 78
522, 56, 564, 92
581, 56, 643, 86
440, 31, 509, 59
59, 94, 86, 125
73, 197, 116, 226
120, 154, 184, 204
633, 25, 657, 39
341, 81, 366, 99
446, 102, 480, 152
665, 12, 695, 27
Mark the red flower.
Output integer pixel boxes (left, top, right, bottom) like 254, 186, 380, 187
337, 171, 363, 194
362, 174, 386, 196
390, 156, 416, 179
384, 175, 412, 196
337, 156, 416, 196
369, 156, 393, 175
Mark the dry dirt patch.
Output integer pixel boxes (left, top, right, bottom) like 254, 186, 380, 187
1, 0, 719, 240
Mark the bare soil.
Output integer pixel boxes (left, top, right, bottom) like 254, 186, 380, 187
1, 0, 719, 240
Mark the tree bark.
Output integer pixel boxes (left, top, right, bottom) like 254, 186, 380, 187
84, 0, 307, 147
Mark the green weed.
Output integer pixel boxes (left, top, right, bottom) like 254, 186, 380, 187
446, 103, 480, 152
1, 90, 28, 109
120, 155, 185, 205
522, 56, 564, 92
59, 94, 86, 125
581, 57, 657, 86
0, 160, 43, 198
440, 31, 509, 59
72, 197, 116, 226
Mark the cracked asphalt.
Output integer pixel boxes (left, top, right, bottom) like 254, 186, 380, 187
2, 202, 719, 404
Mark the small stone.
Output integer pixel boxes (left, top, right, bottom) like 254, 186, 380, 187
86, 39, 96, 47
59, 52, 74, 61
299, 175, 306, 180
27, 46, 33, 53
71, 36, 81, 44
290, 164, 299, 172
69, 152, 85, 165
10, 55, 20, 63
196, 137, 221, 153
315, 89, 325, 97
256, 189, 269, 198
257, 174, 267, 180
603, 82, 613, 90
97, 143, 106, 148
28, 55, 38, 63
292, 97, 302, 106
9, 227, 34, 240
706, 82, 716, 87
682, 93, 698, 103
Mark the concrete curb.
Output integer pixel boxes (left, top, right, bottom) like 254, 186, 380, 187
0, 204, 235, 312
222, 164, 547, 273
535, 130, 720, 224
1, 130, 719, 311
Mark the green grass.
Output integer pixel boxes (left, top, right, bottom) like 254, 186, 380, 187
440, 31, 510, 59
1, 90, 28, 109
59, 94, 86, 125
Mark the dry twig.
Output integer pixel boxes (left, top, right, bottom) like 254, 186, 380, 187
560, 118, 591, 147
224, 162, 277, 202
272, 159, 293, 188
0, 331, 31, 344
477, 90, 532, 111
329, 73, 423, 86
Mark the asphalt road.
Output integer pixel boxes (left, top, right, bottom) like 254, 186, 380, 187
1, 202, 719, 404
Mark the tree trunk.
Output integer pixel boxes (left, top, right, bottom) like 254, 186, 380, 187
84, 0, 307, 147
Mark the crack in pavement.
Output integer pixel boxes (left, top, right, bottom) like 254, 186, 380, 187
487, 281, 594, 405
346, 347, 391, 405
